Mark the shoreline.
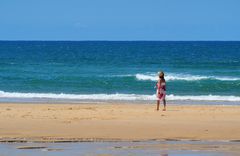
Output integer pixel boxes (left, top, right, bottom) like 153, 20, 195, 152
1, 99, 240, 106
1, 137, 240, 143
0, 103, 239, 142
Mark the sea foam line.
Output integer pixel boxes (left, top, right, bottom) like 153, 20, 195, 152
0, 91, 240, 101
135, 73, 240, 81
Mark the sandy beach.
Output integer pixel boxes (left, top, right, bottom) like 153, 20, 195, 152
0, 103, 239, 142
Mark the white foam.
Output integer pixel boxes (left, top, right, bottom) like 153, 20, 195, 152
135, 74, 157, 81
167, 94, 240, 102
135, 73, 240, 81
0, 91, 154, 101
0, 91, 240, 101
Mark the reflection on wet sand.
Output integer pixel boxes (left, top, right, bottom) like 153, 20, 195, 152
0, 140, 239, 156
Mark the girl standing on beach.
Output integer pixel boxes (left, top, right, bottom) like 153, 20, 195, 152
156, 71, 166, 111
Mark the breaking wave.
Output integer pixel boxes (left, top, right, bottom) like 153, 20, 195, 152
0, 91, 240, 101
135, 73, 240, 81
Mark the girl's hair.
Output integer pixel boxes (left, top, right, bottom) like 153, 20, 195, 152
159, 71, 165, 82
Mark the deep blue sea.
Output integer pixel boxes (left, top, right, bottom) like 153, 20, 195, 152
0, 41, 240, 103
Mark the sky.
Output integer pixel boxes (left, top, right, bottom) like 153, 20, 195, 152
0, 0, 240, 41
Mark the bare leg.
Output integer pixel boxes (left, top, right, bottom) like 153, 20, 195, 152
163, 99, 166, 111
157, 100, 160, 111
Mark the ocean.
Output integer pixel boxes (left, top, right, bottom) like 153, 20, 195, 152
0, 41, 240, 103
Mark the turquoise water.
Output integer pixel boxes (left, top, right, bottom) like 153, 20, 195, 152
0, 41, 240, 102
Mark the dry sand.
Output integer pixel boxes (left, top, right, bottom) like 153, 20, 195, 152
0, 103, 239, 142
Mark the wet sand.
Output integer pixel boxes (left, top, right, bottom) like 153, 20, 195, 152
0, 103, 240, 142
1, 140, 240, 156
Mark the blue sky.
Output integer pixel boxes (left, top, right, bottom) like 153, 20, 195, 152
1, 0, 240, 40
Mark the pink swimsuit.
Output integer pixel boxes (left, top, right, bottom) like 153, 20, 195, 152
156, 80, 166, 101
